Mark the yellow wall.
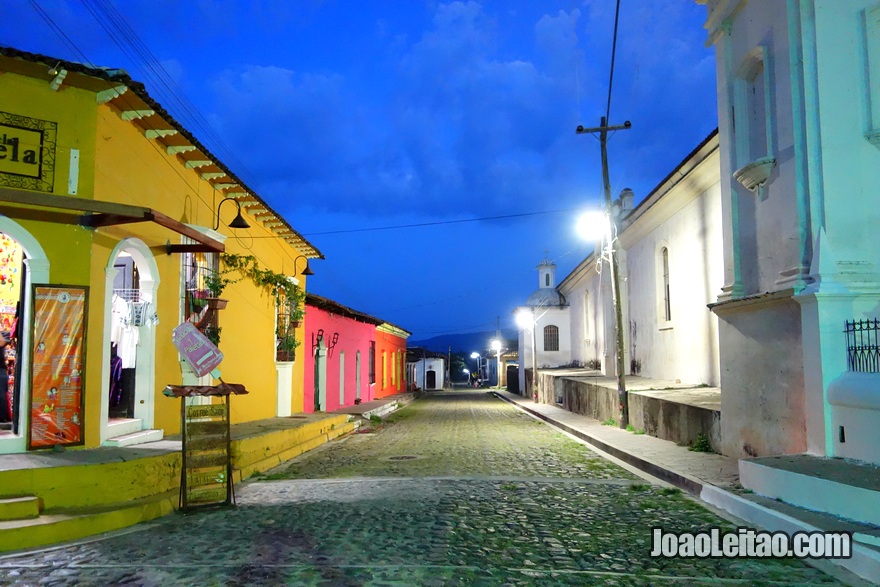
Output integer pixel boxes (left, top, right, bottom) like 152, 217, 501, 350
1, 62, 311, 448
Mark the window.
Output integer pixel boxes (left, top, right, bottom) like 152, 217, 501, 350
275, 289, 299, 363
382, 351, 387, 388
661, 247, 672, 322
545, 273, 550, 287
369, 341, 376, 384
182, 249, 219, 341
543, 325, 559, 352
339, 351, 345, 404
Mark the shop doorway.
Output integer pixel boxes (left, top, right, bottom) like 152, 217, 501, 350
0, 233, 26, 440
102, 239, 160, 445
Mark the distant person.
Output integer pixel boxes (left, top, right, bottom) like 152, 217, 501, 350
0, 331, 10, 423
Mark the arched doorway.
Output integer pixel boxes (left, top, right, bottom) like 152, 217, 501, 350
426, 369, 437, 389
101, 238, 160, 445
0, 217, 49, 454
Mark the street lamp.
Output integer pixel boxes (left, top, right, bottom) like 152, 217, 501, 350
515, 309, 539, 402
470, 352, 482, 386
491, 339, 502, 389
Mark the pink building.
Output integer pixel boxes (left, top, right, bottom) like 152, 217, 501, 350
303, 294, 410, 412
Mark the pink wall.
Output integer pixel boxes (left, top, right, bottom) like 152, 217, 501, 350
303, 304, 377, 413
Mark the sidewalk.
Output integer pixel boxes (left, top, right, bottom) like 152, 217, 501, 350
493, 390, 880, 585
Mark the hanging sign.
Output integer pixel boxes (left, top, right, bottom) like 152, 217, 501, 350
172, 322, 223, 377
28, 285, 88, 449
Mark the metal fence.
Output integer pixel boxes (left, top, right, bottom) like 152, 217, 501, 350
845, 319, 880, 373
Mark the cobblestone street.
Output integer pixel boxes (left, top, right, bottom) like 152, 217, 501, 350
0, 392, 845, 586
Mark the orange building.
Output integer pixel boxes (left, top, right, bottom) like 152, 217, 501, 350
374, 322, 410, 398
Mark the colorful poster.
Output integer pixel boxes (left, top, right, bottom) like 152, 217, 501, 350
28, 285, 87, 449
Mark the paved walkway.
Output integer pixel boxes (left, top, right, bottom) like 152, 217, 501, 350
492, 390, 880, 585
493, 390, 737, 492
0, 390, 854, 586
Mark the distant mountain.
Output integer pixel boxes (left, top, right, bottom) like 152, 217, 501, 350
409, 330, 518, 354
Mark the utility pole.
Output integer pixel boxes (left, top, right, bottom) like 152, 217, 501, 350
576, 116, 631, 428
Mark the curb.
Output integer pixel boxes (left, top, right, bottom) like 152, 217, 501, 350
492, 392, 704, 495
493, 391, 880, 586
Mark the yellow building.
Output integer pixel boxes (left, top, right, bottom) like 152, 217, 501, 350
0, 46, 322, 454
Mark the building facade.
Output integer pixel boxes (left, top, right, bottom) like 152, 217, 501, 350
0, 47, 320, 453
701, 0, 880, 464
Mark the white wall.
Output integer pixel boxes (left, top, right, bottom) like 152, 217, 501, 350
559, 257, 611, 374
622, 168, 723, 386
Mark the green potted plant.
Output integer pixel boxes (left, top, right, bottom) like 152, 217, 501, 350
276, 332, 300, 362
204, 271, 232, 310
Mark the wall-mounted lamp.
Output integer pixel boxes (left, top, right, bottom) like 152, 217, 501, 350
294, 255, 314, 276
213, 196, 250, 230
48, 64, 67, 92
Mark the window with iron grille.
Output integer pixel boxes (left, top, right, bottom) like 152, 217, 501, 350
275, 296, 298, 363
845, 319, 880, 373
543, 325, 559, 352
182, 249, 220, 341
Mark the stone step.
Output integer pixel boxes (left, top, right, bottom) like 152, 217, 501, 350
104, 428, 164, 447
0, 495, 41, 522
0, 490, 177, 553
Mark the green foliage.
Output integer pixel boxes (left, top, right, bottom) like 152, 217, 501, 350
629, 483, 650, 492
204, 270, 234, 297
369, 414, 382, 424
203, 325, 222, 346
659, 487, 681, 496
688, 432, 713, 453
221, 253, 306, 311
601, 417, 617, 427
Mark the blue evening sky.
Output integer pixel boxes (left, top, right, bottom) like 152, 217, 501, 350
1, 1, 717, 341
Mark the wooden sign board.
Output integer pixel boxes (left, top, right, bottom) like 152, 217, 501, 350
182, 400, 232, 510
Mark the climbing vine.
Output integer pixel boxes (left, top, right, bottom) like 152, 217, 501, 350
220, 253, 306, 313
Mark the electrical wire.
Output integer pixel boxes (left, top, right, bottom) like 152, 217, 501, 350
21, 3, 311, 275
227, 207, 581, 237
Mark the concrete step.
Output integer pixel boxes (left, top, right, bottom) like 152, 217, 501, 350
0, 490, 177, 553
106, 418, 142, 438
104, 428, 164, 447
0, 496, 41, 522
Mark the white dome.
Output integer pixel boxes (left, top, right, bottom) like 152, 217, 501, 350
525, 288, 566, 307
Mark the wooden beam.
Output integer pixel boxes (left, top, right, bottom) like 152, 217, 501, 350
184, 160, 213, 169
0, 187, 224, 252
165, 244, 221, 254
121, 110, 155, 121
0, 187, 151, 217
145, 129, 178, 139
96, 85, 128, 104
148, 209, 224, 252
167, 145, 196, 155
79, 213, 150, 228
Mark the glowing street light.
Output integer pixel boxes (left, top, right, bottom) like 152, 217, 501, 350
470, 351, 482, 386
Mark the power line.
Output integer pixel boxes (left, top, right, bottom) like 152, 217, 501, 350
291, 208, 580, 236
